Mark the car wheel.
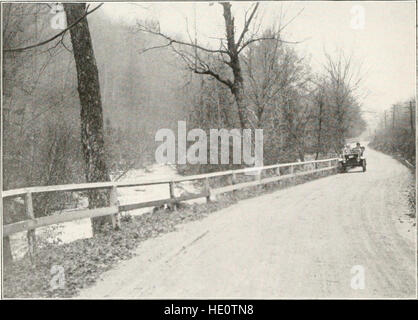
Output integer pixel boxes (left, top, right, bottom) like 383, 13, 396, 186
362, 159, 366, 172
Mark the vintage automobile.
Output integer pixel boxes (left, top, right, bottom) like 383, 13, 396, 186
338, 144, 366, 173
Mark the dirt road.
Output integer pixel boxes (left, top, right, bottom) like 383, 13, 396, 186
79, 147, 416, 298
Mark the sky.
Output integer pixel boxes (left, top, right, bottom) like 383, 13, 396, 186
100, 1, 416, 130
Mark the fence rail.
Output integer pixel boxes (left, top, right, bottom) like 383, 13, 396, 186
2, 158, 339, 259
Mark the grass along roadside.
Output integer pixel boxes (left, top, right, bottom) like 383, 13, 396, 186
368, 144, 415, 218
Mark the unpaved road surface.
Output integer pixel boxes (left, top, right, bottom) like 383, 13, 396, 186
79, 147, 416, 298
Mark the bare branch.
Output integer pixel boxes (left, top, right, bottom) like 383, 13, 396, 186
137, 24, 230, 56
194, 68, 233, 89
168, 45, 233, 90
238, 36, 301, 54
278, 8, 305, 33
236, 2, 259, 47
139, 40, 174, 54
3, 3, 104, 53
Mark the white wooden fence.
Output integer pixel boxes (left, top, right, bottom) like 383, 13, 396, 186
2, 158, 339, 259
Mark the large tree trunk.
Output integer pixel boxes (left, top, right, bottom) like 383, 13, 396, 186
64, 3, 112, 235
221, 2, 252, 129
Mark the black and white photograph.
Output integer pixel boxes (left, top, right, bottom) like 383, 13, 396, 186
1, 0, 416, 301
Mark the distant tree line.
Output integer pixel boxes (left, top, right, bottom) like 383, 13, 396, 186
370, 98, 416, 165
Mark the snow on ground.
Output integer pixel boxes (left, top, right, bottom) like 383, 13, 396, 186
10, 164, 201, 260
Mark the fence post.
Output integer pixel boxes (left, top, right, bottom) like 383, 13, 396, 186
25, 192, 36, 262
169, 181, 176, 211
289, 165, 294, 184
205, 177, 211, 203
228, 173, 233, 186
110, 185, 120, 230
257, 168, 263, 190
231, 172, 237, 199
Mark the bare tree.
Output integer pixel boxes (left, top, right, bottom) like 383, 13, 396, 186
137, 2, 297, 129
280, 88, 314, 162
242, 30, 309, 128
311, 77, 327, 159
322, 51, 363, 151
